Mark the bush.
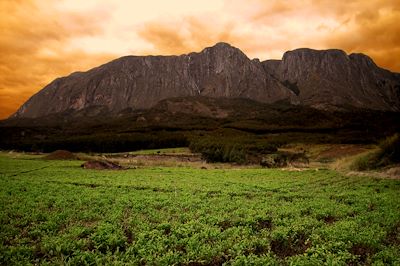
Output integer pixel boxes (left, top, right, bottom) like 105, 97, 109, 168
189, 140, 247, 164
376, 133, 400, 166
351, 134, 400, 171
260, 154, 287, 168
189, 132, 278, 164
350, 153, 377, 171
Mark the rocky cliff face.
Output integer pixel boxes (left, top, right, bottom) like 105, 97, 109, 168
262, 48, 400, 110
13, 43, 400, 118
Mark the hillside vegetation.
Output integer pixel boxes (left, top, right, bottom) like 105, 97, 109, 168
1, 99, 399, 166
352, 134, 400, 171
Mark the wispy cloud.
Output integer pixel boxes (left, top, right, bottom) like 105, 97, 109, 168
0, 0, 399, 119
0, 0, 115, 119
137, 17, 245, 55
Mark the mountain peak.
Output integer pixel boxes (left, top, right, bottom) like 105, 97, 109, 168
11, 43, 400, 118
201, 42, 242, 54
282, 48, 349, 61
210, 42, 234, 49
349, 53, 376, 68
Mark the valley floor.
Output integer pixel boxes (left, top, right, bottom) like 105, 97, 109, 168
0, 151, 399, 265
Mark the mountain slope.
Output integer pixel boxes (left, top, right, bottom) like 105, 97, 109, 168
12, 43, 400, 118
2, 96, 400, 153
262, 48, 400, 110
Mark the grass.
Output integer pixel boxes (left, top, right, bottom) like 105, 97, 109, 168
0, 153, 399, 265
351, 134, 400, 171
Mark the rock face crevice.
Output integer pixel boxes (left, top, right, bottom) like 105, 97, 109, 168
13, 43, 400, 118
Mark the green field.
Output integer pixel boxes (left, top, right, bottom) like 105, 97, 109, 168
0, 154, 399, 265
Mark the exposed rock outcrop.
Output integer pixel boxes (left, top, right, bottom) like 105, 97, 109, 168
12, 43, 400, 118
262, 48, 400, 111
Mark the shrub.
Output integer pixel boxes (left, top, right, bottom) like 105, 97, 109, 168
350, 153, 377, 171
260, 154, 287, 168
188, 132, 278, 164
189, 140, 247, 164
351, 133, 400, 171
376, 133, 400, 166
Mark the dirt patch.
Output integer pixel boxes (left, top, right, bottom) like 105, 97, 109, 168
349, 244, 375, 265
185, 254, 230, 266
347, 164, 400, 179
385, 166, 400, 179
317, 145, 369, 161
70, 182, 99, 188
255, 218, 273, 230
218, 220, 233, 231
385, 223, 400, 245
208, 255, 230, 266
123, 227, 134, 244
245, 243, 269, 256
81, 160, 124, 170
270, 233, 311, 258
322, 215, 337, 224
44, 150, 77, 160
108, 153, 202, 162
137, 154, 202, 162
103, 153, 207, 168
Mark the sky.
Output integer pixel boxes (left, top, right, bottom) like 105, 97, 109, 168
1, 0, 399, 119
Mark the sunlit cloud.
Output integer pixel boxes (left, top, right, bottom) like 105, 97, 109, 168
0, 0, 399, 119
0, 0, 116, 119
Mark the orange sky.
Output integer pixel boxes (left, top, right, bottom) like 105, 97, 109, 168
1, 0, 399, 119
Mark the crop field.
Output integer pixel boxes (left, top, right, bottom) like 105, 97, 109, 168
0, 153, 399, 265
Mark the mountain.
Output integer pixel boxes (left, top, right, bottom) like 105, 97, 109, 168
12, 43, 400, 118
263, 48, 400, 110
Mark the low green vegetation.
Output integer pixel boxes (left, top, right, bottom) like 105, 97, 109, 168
1, 154, 399, 265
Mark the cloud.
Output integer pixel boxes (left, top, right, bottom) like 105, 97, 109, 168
136, 16, 245, 55
322, 1, 400, 71
232, 0, 400, 70
1, 0, 399, 119
135, 0, 400, 70
0, 0, 115, 119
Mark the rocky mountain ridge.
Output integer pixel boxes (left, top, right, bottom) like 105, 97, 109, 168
12, 42, 400, 118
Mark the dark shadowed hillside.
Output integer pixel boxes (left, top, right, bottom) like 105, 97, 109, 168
1, 97, 399, 157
